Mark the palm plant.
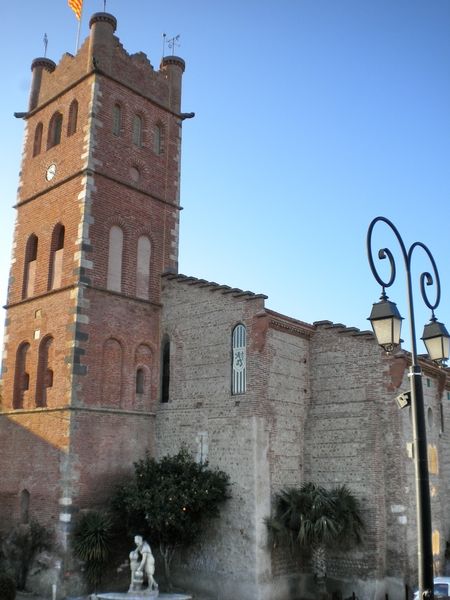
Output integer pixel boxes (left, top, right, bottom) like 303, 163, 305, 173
267, 482, 363, 596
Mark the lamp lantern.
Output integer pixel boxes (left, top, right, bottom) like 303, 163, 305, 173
368, 296, 403, 353
422, 317, 450, 365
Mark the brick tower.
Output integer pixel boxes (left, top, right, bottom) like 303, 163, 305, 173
0, 13, 185, 545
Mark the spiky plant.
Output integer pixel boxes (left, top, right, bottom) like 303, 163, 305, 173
72, 511, 113, 591
267, 483, 364, 597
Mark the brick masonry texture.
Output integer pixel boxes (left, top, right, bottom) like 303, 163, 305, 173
1, 11, 450, 600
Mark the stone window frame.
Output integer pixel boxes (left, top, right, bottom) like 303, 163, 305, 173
231, 323, 247, 395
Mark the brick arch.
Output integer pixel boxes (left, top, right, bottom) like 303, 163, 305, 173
35, 335, 54, 408
101, 337, 123, 407
13, 341, 31, 409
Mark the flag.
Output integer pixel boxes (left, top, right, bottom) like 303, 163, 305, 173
68, 0, 83, 20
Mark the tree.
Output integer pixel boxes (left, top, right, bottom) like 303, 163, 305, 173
112, 448, 230, 587
266, 482, 364, 598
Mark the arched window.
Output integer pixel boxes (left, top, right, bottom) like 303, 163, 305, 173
153, 123, 164, 155
112, 103, 122, 136
232, 324, 246, 395
13, 342, 30, 409
48, 223, 65, 290
33, 122, 43, 157
136, 235, 151, 299
132, 115, 143, 147
47, 111, 63, 149
136, 368, 145, 394
161, 337, 170, 403
35, 335, 54, 408
67, 100, 78, 136
22, 234, 38, 299
107, 225, 123, 292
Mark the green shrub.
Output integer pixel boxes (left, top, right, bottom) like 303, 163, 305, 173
0, 572, 16, 600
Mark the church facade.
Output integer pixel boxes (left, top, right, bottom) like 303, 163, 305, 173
1, 12, 450, 600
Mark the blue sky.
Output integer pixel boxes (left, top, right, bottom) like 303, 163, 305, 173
1, 0, 450, 354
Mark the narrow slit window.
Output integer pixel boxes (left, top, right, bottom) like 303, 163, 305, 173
47, 111, 63, 149
113, 103, 122, 136
48, 223, 65, 290
107, 225, 123, 292
67, 100, 78, 136
33, 123, 43, 157
153, 123, 164, 155
13, 342, 30, 409
23, 234, 38, 299
136, 368, 145, 394
132, 115, 143, 147
161, 338, 170, 403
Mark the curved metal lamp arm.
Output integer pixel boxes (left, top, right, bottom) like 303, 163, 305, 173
367, 216, 442, 363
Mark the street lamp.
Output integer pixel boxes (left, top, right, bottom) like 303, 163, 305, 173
367, 216, 449, 600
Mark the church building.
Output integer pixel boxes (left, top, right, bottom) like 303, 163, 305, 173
1, 12, 450, 600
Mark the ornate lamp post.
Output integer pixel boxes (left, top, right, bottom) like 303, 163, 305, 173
367, 216, 450, 600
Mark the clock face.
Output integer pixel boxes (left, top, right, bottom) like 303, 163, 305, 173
46, 163, 56, 181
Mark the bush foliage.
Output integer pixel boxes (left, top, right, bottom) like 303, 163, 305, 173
113, 448, 230, 584
0, 572, 16, 600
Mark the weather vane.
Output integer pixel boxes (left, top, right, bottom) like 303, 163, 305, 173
103, 0, 107, 11
162, 33, 180, 58
43, 33, 48, 58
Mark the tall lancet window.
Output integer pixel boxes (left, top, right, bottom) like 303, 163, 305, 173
47, 111, 63, 149
13, 342, 30, 409
23, 234, 38, 299
132, 115, 143, 147
33, 123, 43, 157
107, 225, 123, 292
67, 100, 78, 136
48, 223, 65, 290
231, 324, 246, 395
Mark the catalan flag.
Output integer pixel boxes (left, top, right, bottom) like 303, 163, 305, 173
68, 0, 83, 20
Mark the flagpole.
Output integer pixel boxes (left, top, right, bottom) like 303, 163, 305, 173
75, 2, 83, 53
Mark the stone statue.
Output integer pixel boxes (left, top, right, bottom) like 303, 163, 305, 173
129, 535, 158, 594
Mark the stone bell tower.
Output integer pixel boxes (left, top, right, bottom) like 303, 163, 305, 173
0, 12, 186, 546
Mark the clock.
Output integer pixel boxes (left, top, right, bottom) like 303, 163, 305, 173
46, 163, 56, 181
